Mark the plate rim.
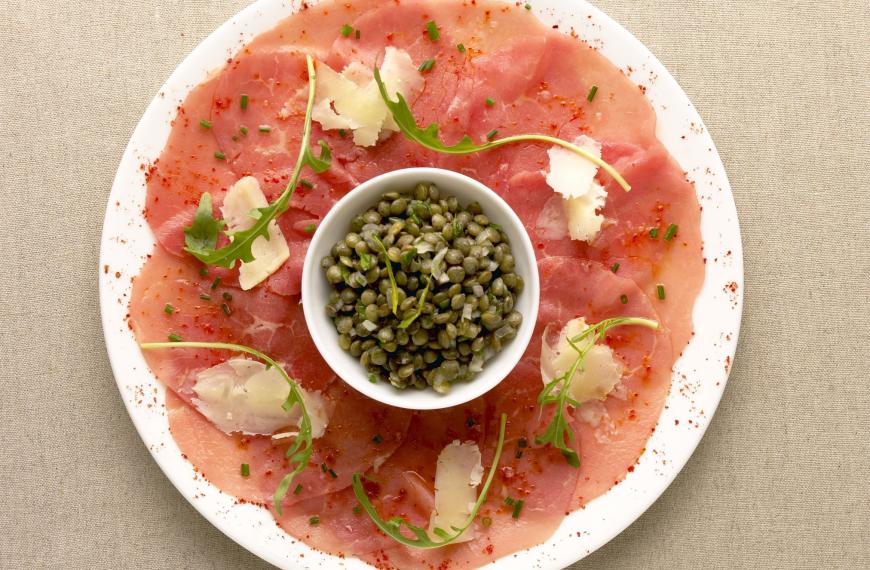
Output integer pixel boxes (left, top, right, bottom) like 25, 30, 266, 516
99, 0, 743, 568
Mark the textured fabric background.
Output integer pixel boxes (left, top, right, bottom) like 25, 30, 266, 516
1, 0, 867, 568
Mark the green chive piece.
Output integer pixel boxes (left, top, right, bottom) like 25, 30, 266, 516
214, 151, 226, 160
198, 267, 208, 277
341, 24, 353, 37
199, 294, 211, 301
664, 223, 678, 241
418, 59, 436, 73
657, 284, 666, 300
240, 463, 250, 477
355, 29, 361, 39
504, 496, 515, 506
482, 516, 493, 527
222, 291, 233, 301
515, 450, 524, 459
328, 468, 338, 479
240, 94, 249, 109
368, 373, 378, 383
352, 505, 362, 515
485, 97, 495, 107
372, 434, 383, 444
211, 277, 221, 290
620, 294, 629, 305
258, 124, 271, 133
300, 179, 314, 189
512, 499, 524, 519
221, 303, 232, 316
587, 85, 598, 102
168, 333, 183, 342
304, 223, 317, 234
649, 227, 659, 239
466, 417, 476, 428
338, 128, 347, 138
309, 516, 320, 526
239, 125, 248, 135
426, 20, 440, 41
486, 129, 498, 140
457, 43, 466, 53
524, 2, 532, 9
163, 304, 175, 315
321, 463, 328, 473
293, 484, 302, 495
611, 262, 620, 273
199, 119, 212, 129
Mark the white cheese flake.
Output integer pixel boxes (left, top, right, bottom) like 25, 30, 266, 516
428, 440, 483, 543
312, 47, 423, 147
545, 135, 608, 242
220, 176, 290, 290
540, 317, 624, 404
192, 358, 329, 437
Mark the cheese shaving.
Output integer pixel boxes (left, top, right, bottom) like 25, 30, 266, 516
192, 358, 329, 437
428, 441, 484, 543
312, 47, 423, 146
545, 135, 609, 242
540, 317, 624, 404
220, 176, 290, 290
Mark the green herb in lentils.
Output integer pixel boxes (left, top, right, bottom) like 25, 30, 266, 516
322, 183, 524, 394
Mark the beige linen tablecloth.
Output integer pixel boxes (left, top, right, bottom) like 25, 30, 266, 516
1, 1, 867, 568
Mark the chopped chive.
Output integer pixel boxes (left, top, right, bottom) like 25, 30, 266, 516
258, 124, 271, 133
486, 129, 498, 140
321, 463, 328, 473
199, 294, 212, 301
620, 294, 629, 304
485, 97, 495, 107
231, 135, 239, 142
338, 128, 347, 138
372, 434, 383, 444
587, 85, 599, 102
418, 59, 436, 73
199, 267, 208, 277
611, 262, 621, 273
168, 333, 183, 342
309, 516, 320, 526
199, 119, 212, 129
341, 24, 353, 37
211, 277, 221, 290
221, 303, 232, 316
240, 463, 250, 477
504, 496, 515, 506
293, 484, 303, 495
657, 284, 666, 300
524, 2, 532, 9
466, 417, 476, 428
328, 468, 338, 479
300, 178, 314, 189
517, 437, 528, 448
649, 227, 659, 239
304, 223, 317, 234
457, 43, 466, 53
664, 223, 679, 241
368, 373, 378, 383
511, 499, 524, 519
239, 125, 248, 135
163, 304, 175, 315
355, 29, 361, 39
222, 291, 233, 301
515, 450, 524, 459
426, 20, 440, 41
352, 505, 362, 515
214, 151, 226, 160
240, 94, 249, 109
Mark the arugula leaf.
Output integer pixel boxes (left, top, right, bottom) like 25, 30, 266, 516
535, 317, 658, 467
373, 66, 631, 192
184, 55, 332, 268
398, 275, 431, 329
183, 193, 226, 255
139, 341, 313, 515
351, 413, 507, 548
372, 235, 399, 315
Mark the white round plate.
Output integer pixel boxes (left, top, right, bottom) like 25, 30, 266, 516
99, 1, 742, 568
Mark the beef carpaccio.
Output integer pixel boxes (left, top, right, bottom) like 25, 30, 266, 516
129, 0, 704, 567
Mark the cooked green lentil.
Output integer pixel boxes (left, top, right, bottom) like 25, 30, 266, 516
323, 182, 524, 394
